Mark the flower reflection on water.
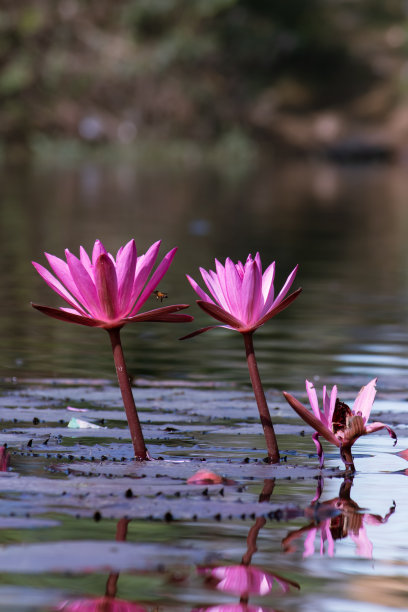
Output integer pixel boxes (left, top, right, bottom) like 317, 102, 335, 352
196, 480, 299, 611
282, 476, 396, 559
56, 519, 147, 612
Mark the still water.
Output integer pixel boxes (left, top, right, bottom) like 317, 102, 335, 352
0, 159, 408, 611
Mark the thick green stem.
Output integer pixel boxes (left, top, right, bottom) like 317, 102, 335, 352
243, 332, 279, 463
108, 328, 148, 460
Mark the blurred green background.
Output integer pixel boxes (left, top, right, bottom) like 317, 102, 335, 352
2, 0, 408, 163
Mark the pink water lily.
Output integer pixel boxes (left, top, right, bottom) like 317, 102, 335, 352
32, 239, 191, 328
32, 239, 193, 460
185, 254, 300, 336
283, 378, 397, 470
184, 254, 301, 464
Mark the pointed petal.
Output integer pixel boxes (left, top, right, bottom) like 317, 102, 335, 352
349, 526, 373, 558
180, 325, 221, 340
196, 300, 243, 329
241, 258, 262, 325
270, 265, 298, 310
352, 378, 377, 423
365, 421, 397, 445
92, 240, 107, 265
66, 251, 101, 317
186, 274, 213, 303
94, 253, 119, 320
130, 240, 161, 305
224, 257, 242, 320
44, 254, 89, 313
200, 268, 229, 309
260, 261, 276, 314
126, 303, 192, 323
131, 246, 177, 314
255, 288, 302, 328
306, 380, 323, 422
283, 392, 341, 446
116, 239, 137, 313
32, 261, 86, 315
312, 432, 325, 468
215, 259, 233, 312
79, 246, 93, 278
31, 303, 103, 327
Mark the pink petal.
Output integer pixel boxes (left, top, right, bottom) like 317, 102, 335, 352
224, 258, 243, 320
306, 380, 323, 422
116, 239, 137, 313
94, 253, 119, 320
79, 246, 93, 278
128, 240, 161, 307
260, 261, 276, 314
241, 258, 262, 325
200, 268, 228, 309
349, 526, 373, 558
127, 303, 192, 323
255, 288, 302, 328
31, 303, 103, 327
32, 261, 87, 315
352, 378, 377, 423
312, 432, 324, 468
131, 247, 177, 314
179, 325, 221, 340
44, 254, 90, 313
66, 251, 101, 317
91, 239, 107, 265
215, 259, 233, 312
269, 264, 298, 311
196, 300, 243, 329
283, 391, 340, 446
364, 421, 397, 444
186, 274, 213, 303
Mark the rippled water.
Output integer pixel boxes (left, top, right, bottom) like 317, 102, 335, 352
1, 159, 408, 611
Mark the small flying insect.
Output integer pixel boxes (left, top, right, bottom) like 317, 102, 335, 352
153, 290, 168, 303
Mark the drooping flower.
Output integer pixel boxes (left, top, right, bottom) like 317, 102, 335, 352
32, 239, 193, 460
32, 239, 192, 328
283, 378, 397, 470
183, 254, 301, 464
185, 254, 301, 336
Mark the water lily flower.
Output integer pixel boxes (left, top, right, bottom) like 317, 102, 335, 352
32, 239, 193, 460
283, 378, 397, 471
183, 254, 301, 463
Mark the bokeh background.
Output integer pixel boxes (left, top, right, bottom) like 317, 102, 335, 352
1, 1, 408, 390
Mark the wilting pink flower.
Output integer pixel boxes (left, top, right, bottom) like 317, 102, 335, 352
56, 597, 147, 611
199, 565, 298, 597
283, 378, 397, 470
184, 254, 301, 337
32, 239, 192, 328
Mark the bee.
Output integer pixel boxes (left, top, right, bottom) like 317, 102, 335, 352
153, 290, 168, 303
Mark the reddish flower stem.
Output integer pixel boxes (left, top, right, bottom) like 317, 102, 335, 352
242, 332, 279, 463
108, 328, 148, 460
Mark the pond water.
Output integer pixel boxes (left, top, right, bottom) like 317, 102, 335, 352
0, 158, 408, 611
